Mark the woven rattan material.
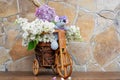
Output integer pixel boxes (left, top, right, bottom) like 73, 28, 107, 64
35, 42, 55, 66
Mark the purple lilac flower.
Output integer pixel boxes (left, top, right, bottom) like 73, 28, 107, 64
35, 5, 56, 22
54, 16, 60, 22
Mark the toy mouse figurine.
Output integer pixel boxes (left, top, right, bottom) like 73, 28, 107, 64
51, 16, 69, 50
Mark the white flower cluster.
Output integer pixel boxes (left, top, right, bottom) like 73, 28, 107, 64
16, 17, 28, 27
66, 25, 82, 42
16, 18, 55, 46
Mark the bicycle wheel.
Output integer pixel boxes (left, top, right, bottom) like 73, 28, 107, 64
56, 51, 73, 79
33, 59, 39, 76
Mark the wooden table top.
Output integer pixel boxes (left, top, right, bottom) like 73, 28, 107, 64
0, 71, 120, 80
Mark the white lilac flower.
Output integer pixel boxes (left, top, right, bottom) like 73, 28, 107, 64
16, 18, 28, 27
38, 37, 42, 42
30, 35, 35, 40
42, 20, 55, 33
22, 39, 28, 47
22, 32, 29, 39
66, 25, 82, 42
16, 17, 56, 47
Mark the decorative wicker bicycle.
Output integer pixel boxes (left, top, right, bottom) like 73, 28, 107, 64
32, 30, 73, 79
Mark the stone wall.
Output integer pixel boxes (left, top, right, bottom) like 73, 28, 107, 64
0, 0, 120, 72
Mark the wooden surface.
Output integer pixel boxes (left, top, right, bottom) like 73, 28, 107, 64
0, 72, 120, 80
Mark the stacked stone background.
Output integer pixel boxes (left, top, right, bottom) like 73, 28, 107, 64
0, 0, 120, 72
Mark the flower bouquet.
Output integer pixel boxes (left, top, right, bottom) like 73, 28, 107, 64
16, 4, 82, 50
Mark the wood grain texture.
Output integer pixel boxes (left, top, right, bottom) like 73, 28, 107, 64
0, 72, 120, 80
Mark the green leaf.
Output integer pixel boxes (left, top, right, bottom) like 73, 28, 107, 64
34, 39, 39, 45
27, 40, 39, 51
27, 41, 35, 50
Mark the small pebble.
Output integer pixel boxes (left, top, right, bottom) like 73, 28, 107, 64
61, 78, 64, 80
52, 76, 56, 80
68, 77, 72, 80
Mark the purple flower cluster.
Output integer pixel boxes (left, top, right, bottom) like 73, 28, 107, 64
35, 5, 56, 22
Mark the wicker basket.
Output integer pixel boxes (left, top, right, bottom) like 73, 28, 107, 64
35, 42, 55, 66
